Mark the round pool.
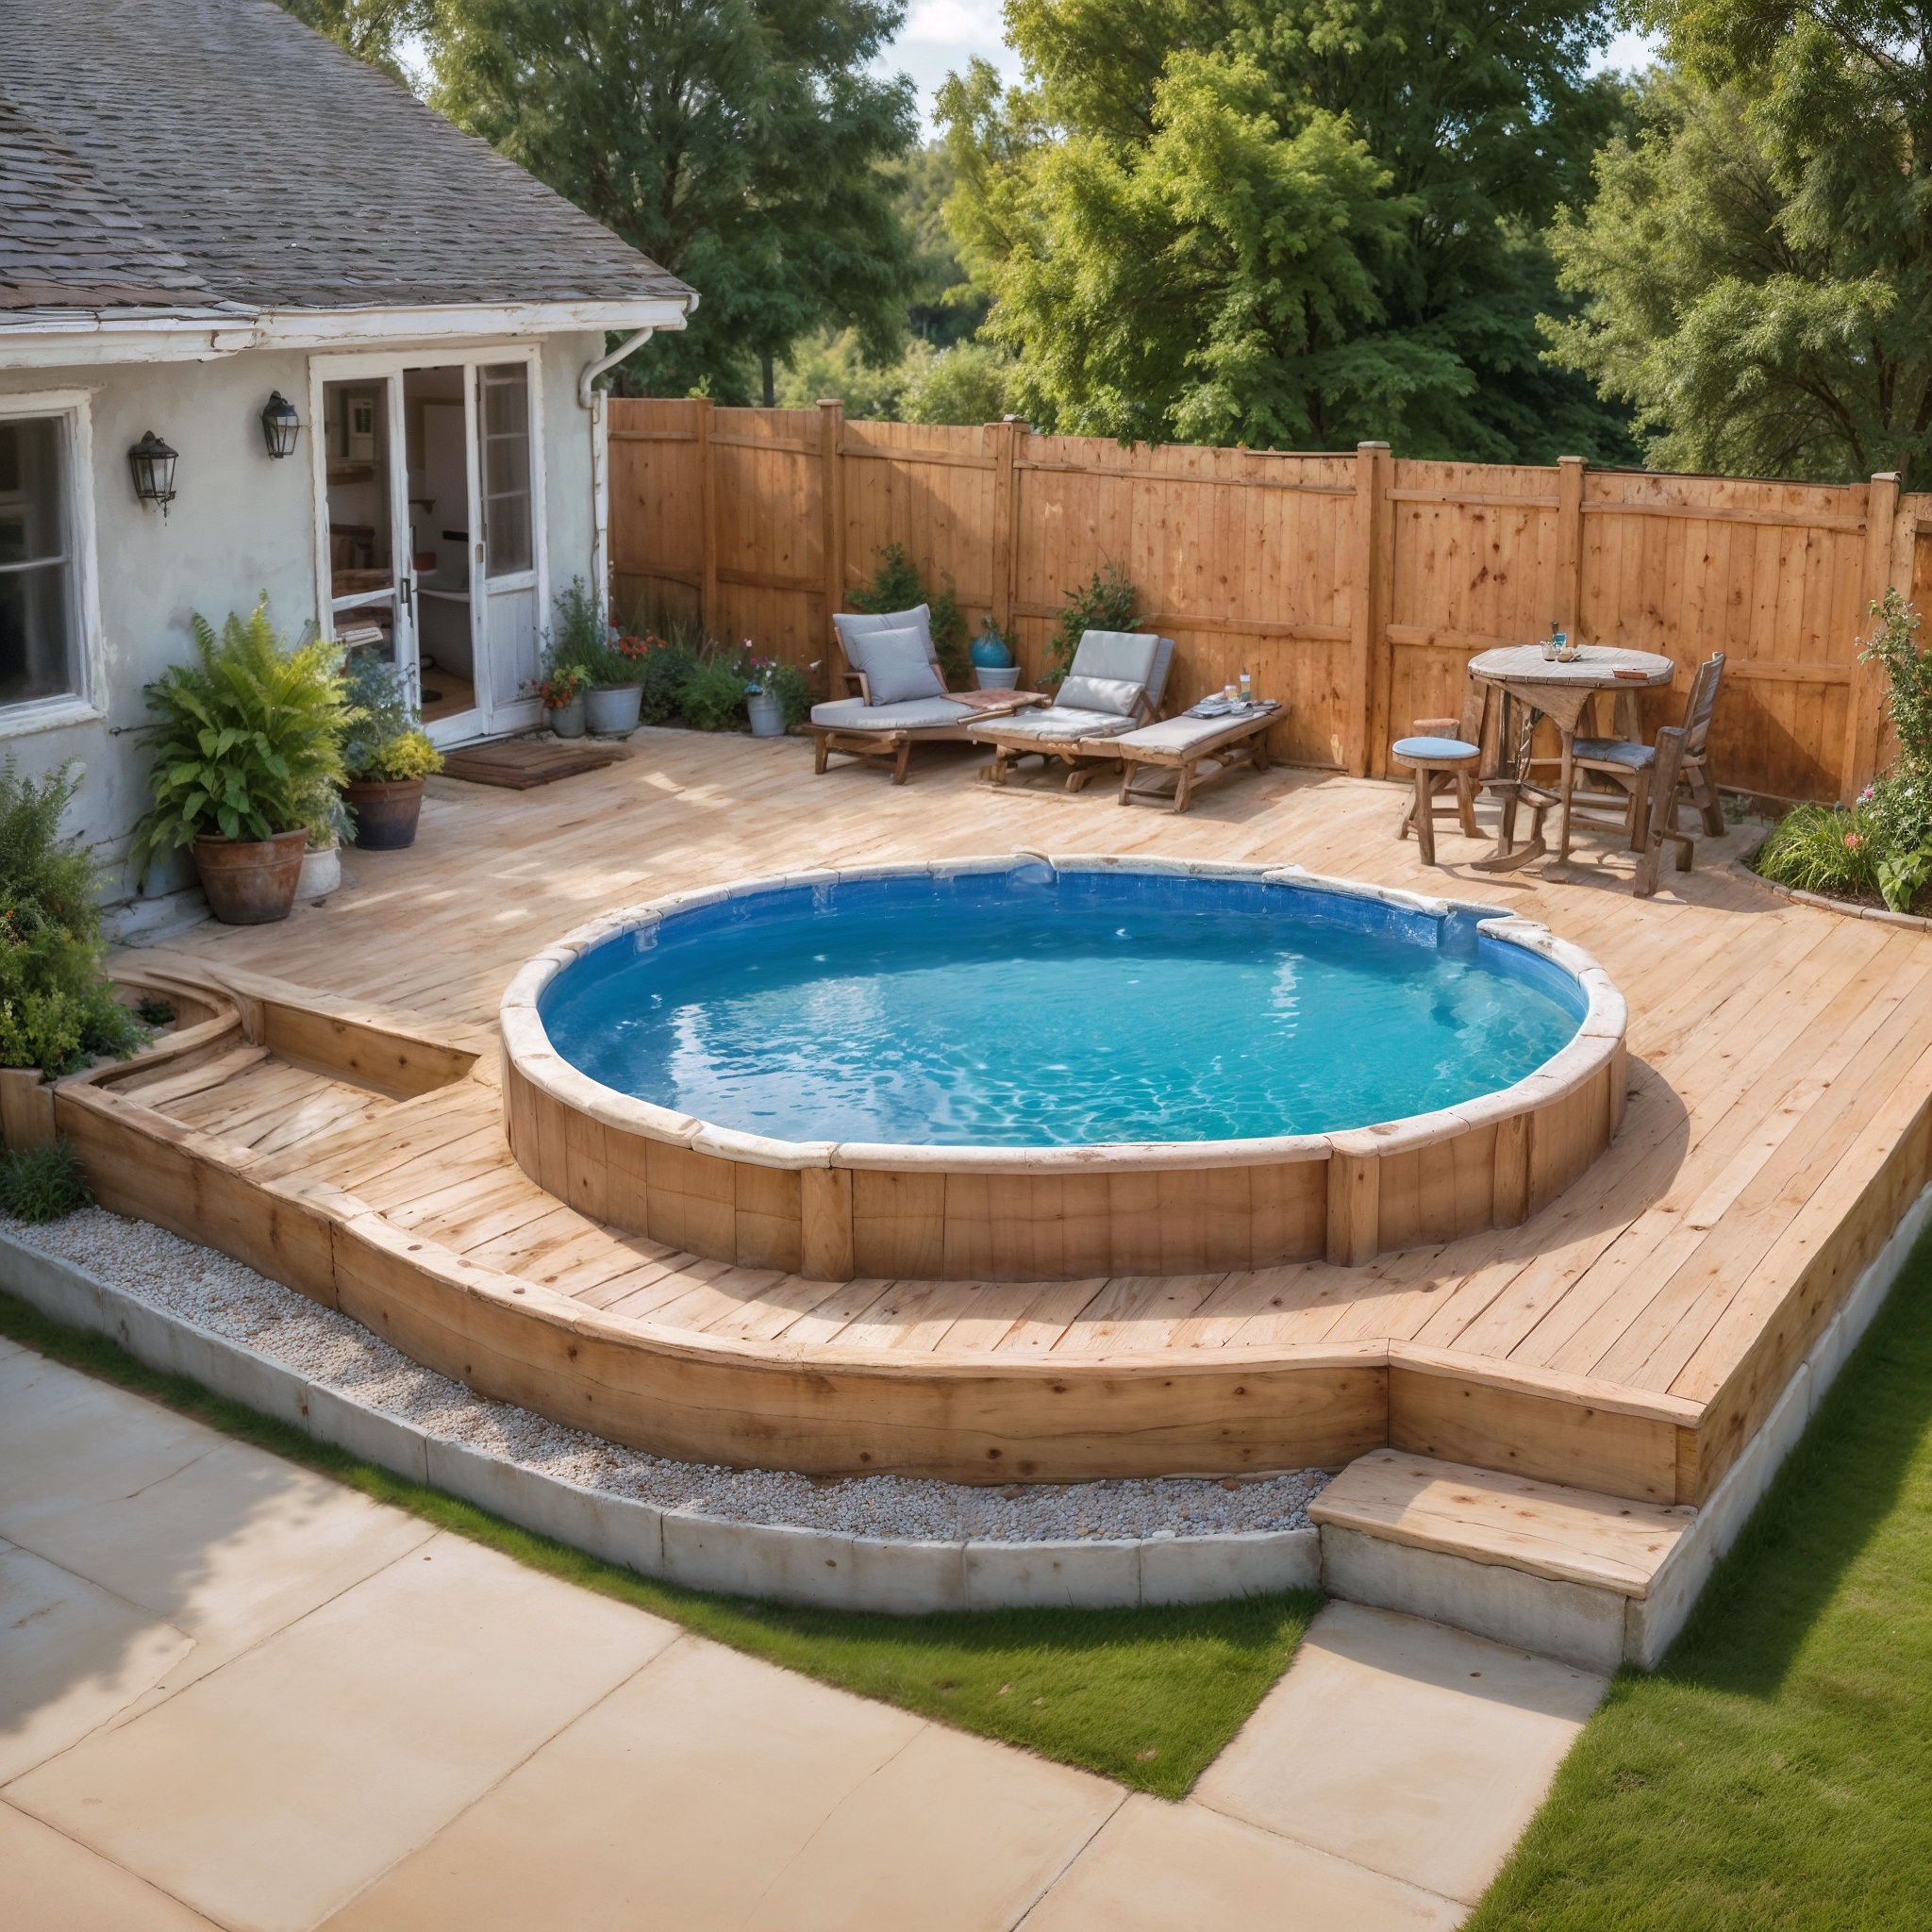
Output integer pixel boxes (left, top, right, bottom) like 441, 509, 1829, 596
502, 857, 1625, 1281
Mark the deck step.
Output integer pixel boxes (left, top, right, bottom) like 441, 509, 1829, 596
1310, 1449, 1698, 1673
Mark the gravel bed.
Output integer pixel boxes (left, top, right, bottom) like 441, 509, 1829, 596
3, 1207, 1328, 1541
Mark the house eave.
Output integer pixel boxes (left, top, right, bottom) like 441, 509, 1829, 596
0, 293, 694, 371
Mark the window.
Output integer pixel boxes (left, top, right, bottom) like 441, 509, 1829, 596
0, 412, 80, 709
479, 363, 532, 578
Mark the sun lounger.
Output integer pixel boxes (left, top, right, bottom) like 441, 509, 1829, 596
808, 605, 1041, 781
1108, 702, 1280, 812
971, 631, 1176, 790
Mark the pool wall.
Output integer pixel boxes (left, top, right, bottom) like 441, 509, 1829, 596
500, 857, 1627, 1281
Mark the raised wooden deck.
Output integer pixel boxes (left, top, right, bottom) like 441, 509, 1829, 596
70, 728, 1932, 1503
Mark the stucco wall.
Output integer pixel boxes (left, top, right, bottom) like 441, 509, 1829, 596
0, 330, 601, 905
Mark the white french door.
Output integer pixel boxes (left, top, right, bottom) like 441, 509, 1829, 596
309, 344, 547, 743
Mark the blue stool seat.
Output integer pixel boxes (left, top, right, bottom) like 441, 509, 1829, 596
1392, 735, 1479, 762
1573, 738, 1655, 770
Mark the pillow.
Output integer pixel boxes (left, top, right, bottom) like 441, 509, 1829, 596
834, 606, 934, 661
860, 626, 947, 706
1057, 673, 1143, 717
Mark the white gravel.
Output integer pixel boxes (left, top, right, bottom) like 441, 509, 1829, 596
4, 1206, 1329, 1541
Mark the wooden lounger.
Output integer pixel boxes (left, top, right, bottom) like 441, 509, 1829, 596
1108, 704, 1280, 813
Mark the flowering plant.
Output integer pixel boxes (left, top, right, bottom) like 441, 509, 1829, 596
531, 664, 590, 708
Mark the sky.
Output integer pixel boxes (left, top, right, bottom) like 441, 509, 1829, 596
878, 1, 1663, 136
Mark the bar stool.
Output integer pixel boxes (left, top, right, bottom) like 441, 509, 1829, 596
1392, 689, 1486, 865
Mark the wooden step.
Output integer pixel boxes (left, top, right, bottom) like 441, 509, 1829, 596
1311, 1448, 1693, 1598
1309, 1449, 1701, 1674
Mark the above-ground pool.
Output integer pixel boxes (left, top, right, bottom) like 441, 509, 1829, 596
503, 857, 1626, 1281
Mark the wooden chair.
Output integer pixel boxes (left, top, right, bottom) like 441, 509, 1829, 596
1572, 653, 1726, 848
1634, 726, 1698, 896
1391, 686, 1487, 865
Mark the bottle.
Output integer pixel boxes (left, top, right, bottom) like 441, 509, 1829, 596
1239, 669, 1253, 708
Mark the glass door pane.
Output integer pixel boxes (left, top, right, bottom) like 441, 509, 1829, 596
323, 376, 401, 671
479, 363, 532, 579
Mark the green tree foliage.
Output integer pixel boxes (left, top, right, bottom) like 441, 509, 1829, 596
275, 0, 430, 77
428, 0, 919, 402
1551, 1, 1932, 484
939, 0, 1637, 460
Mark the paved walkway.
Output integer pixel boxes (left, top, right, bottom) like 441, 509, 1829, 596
1, 1340, 1604, 1930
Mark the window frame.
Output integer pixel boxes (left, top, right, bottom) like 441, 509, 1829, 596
0, 387, 103, 738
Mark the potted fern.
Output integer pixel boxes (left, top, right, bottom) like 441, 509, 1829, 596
341, 654, 443, 850
131, 606, 350, 925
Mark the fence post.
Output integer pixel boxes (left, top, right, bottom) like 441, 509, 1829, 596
819, 399, 845, 651
695, 396, 718, 634
1842, 471, 1903, 801
991, 417, 1020, 644
1348, 441, 1391, 775
1556, 456, 1586, 639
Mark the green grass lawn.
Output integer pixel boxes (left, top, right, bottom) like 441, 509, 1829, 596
0, 1285, 1316, 1797
1468, 1234, 1932, 1931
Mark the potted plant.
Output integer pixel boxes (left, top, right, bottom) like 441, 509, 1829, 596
530, 579, 616, 736
536, 662, 590, 737
972, 618, 1020, 690
341, 654, 444, 850
744, 648, 786, 737
131, 605, 350, 925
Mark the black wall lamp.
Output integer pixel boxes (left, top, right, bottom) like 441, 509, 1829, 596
260, 391, 300, 458
127, 430, 178, 513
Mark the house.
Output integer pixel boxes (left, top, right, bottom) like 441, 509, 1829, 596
0, 0, 694, 925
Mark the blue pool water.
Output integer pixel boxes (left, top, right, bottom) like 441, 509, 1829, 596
538, 869, 1586, 1147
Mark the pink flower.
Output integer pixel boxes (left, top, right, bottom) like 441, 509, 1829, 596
1844, 832, 1865, 851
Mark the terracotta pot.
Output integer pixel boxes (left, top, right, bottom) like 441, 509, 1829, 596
343, 777, 426, 851
192, 830, 307, 925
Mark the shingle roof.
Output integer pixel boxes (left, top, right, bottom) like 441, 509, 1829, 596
0, 0, 692, 316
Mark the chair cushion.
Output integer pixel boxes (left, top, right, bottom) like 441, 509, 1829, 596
1574, 738, 1657, 770
810, 695, 969, 731
1058, 673, 1144, 718
834, 605, 935, 662
858, 626, 947, 705
977, 707, 1138, 741
1067, 630, 1160, 689
1391, 736, 1480, 762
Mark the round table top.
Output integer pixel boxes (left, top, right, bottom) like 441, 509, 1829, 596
1468, 644, 1676, 689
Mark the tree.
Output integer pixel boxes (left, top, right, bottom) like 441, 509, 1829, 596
939, 0, 1637, 459
275, 0, 429, 78
430, 0, 919, 402
1548, 3, 1932, 484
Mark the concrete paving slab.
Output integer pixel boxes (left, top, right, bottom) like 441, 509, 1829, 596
0, 1541, 193, 1783
7, 1532, 679, 1932
1, 1431, 431, 1698
323, 1638, 927, 1932
1021, 1793, 1463, 1932
740, 1717, 1122, 1932
0, 1800, 222, 1931
1193, 1600, 1603, 1905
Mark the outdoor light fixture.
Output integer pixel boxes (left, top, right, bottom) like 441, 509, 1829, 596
127, 430, 179, 512
260, 391, 300, 458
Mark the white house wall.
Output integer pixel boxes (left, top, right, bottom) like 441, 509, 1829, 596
0, 329, 602, 908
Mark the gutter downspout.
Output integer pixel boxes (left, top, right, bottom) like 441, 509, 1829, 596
581, 327, 656, 623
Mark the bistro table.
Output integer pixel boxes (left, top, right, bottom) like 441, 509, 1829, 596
1466, 644, 1677, 867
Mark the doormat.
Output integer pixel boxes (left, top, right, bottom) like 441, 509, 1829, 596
440, 739, 627, 790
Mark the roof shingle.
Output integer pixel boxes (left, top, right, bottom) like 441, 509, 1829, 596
0, 0, 691, 315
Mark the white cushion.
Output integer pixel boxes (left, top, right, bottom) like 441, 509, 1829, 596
834, 606, 935, 664
976, 706, 1139, 741
859, 626, 947, 705
1067, 629, 1160, 688
810, 695, 969, 731
1058, 673, 1143, 717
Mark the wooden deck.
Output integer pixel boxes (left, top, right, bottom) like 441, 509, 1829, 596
75, 727, 1932, 1502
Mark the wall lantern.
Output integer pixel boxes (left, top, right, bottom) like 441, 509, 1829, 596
127, 430, 179, 513
260, 391, 301, 458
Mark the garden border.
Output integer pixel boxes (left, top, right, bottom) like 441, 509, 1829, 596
0, 1225, 1316, 1616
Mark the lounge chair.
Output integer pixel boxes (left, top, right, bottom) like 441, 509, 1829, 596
808, 606, 1042, 783
971, 631, 1176, 791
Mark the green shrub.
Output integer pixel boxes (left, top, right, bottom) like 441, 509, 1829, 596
849, 543, 970, 689
638, 637, 701, 724
1756, 804, 1883, 900
0, 761, 146, 1076
763, 659, 812, 727
547, 577, 608, 676
1044, 561, 1141, 686
902, 343, 1014, 426
0, 1138, 92, 1222
135, 996, 175, 1028
682, 652, 752, 730
131, 604, 349, 873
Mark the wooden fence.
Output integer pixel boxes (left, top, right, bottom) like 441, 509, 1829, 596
608, 398, 1932, 803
